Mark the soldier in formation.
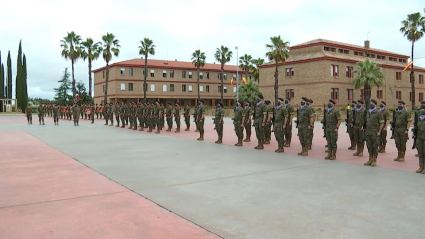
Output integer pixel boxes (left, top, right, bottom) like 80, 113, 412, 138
323, 99, 341, 160
174, 102, 181, 133
26, 104, 33, 124
363, 99, 385, 167
243, 101, 252, 142
273, 98, 288, 153
392, 100, 412, 162
347, 101, 357, 150
254, 95, 267, 150
415, 105, 425, 173
38, 103, 45, 125
196, 100, 205, 141
378, 101, 390, 153
297, 97, 314, 156
353, 100, 366, 157
72, 103, 80, 126
284, 97, 294, 147
184, 104, 191, 131
53, 104, 59, 125
264, 100, 273, 145
214, 103, 225, 144
233, 101, 246, 146
165, 103, 174, 132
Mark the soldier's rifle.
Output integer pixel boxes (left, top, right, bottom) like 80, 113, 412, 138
323, 103, 326, 138
412, 110, 418, 149
390, 104, 395, 139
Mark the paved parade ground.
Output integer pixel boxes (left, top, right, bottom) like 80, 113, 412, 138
1, 115, 425, 239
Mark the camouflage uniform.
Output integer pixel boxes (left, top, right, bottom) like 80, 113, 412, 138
364, 106, 384, 166
297, 101, 314, 156
233, 105, 246, 146
184, 106, 191, 131
353, 105, 366, 157
264, 103, 273, 144
174, 104, 181, 133
308, 102, 316, 150
103, 104, 109, 125
324, 104, 341, 160
254, 100, 267, 150
284, 102, 294, 147
393, 106, 412, 161
273, 103, 289, 152
53, 105, 59, 125
243, 104, 253, 142
214, 106, 225, 143
165, 104, 173, 131
72, 105, 80, 126
415, 109, 425, 173
25, 106, 33, 124
196, 102, 205, 140
115, 103, 121, 127
378, 106, 390, 153
38, 105, 45, 125
347, 103, 356, 150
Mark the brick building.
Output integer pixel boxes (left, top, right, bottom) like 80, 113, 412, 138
258, 39, 425, 109
93, 59, 247, 106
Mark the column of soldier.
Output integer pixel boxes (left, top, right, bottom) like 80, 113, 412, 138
25, 97, 425, 174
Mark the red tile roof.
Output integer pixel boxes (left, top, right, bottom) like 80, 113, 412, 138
93, 59, 245, 73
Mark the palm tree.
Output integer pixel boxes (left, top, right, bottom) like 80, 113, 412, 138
400, 12, 425, 110
239, 54, 253, 81
238, 79, 261, 103
251, 58, 264, 83
139, 38, 155, 103
266, 36, 290, 105
101, 33, 121, 104
191, 50, 206, 101
60, 31, 82, 98
214, 46, 233, 103
352, 58, 384, 111
81, 38, 102, 101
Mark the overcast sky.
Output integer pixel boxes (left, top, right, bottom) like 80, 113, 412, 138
1, 0, 424, 99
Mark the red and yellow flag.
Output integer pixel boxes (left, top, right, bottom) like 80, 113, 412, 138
230, 77, 234, 85
403, 61, 414, 72
242, 77, 247, 85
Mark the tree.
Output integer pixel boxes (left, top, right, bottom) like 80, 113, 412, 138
15, 40, 24, 111
266, 36, 290, 106
101, 33, 121, 104
54, 68, 72, 105
400, 12, 425, 110
22, 54, 28, 110
239, 54, 253, 80
138, 38, 155, 103
238, 79, 262, 104
60, 31, 82, 98
251, 58, 264, 83
0, 63, 4, 99
6, 51, 12, 99
81, 38, 102, 101
214, 46, 233, 103
191, 49, 206, 101
76, 81, 90, 104
351, 58, 384, 111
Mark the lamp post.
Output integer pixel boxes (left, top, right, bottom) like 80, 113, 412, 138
236, 46, 239, 102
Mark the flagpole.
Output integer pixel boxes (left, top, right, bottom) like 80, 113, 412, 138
236, 46, 239, 102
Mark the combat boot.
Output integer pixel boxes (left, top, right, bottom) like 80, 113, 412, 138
353, 146, 360, 156
254, 140, 261, 149
348, 140, 354, 150
133, 125, 137, 130
243, 135, 251, 142
139, 127, 144, 131
364, 155, 372, 166
195, 129, 199, 132
236, 139, 243, 147
279, 144, 285, 153
116, 123, 120, 127
120, 125, 125, 128
394, 151, 401, 161
218, 136, 223, 144
264, 139, 270, 145
155, 129, 160, 134
325, 149, 332, 159
197, 133, 202, 141
147, 127, 152, 132
166, 127, 171, 132
330, 149, 337, 160
185, 126, 189, 131
128, 124, 132, 129
398, 151, 405, 162
297, 146, 304, 155
104, 120, 108, 126
370, 155, 377, 167
174, 128, 180, 133
199, 133, 204, 141
257, 142, 264, 149
358, 146, 364, 157
416, 163, 424, 173
381, 145, 386, 153
301, 147, 308, 156
308, 144, 312, 150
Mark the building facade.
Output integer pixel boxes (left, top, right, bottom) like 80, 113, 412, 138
93, 59, 248, 106
259, 39, 425, 109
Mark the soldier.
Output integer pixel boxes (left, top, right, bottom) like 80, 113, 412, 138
38, 103, 45, 125
353, 100, 366, 157
174, 102, 181, 133
284, 97, 295, 147
127, 102, 133, 129
79, 104, 84, 119
347, 100, 357, 150
119, 102, 125, 128
324, 100, 341, 160
364, 99, 385, 167
90, 103, 95, 124
25, 104, 33, 124
214, 103, 225, 144
115, 102, 121, 127
378, 101, 390, 153
194, 104, 199, 132
95, 104, 99, 119
72, 103, 80, 126
110, 103, 115, 126
297, 97, 314, 156
131, 102, 137, 130
161, 103, 166, 131
99, 103, 104, 119
414, 101, 425, 157
273, 98, 288, 153
155, 102, 162, 134
103, 103, 109, 125
196, 99, 206, 141
184, 104, 191, 131
254, 95, 267, 150
264, 100, 273, 144
233, 101, 246, 146
147, 102, 154, 132
392, 100, 412, 162
165, 103, 174, 131
307, 99, 316, 150
415, 105, 425, 173
243, 101, 253, 142
137, 103, 143, 131
53, 104, 59, 125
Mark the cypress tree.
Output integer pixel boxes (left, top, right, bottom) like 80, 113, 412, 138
22, 54, 28, 110
0, 64, 4, 99
6, 51, 12, 99
16, 40, 23, 110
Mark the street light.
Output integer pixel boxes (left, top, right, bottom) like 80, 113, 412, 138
236, 46, 239, 102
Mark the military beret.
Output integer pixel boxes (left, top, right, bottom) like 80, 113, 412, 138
258, 94, 264, 99
199, 99, 204, 102
371, 99, 377, 105
286, 97, 291, 101
265, 100, 271, 105
175, 102, 180, 105
302, 97, 308, 101
309, 99, 314, 103
237, 100, 243, 105
351, 101, 357, 104
329, 99, 336, 104
278, 98, 284, 101
421, 101, 425, 104
381, 101, 386, 105
218, 103, 224, 107
357, 100, 364, 104
398, 100, 405, 105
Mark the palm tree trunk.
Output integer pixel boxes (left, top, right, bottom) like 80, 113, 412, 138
274, 64, 278, 106
197, 67, 200, 100
71, 59, 76, 98
364, 84, 371, 111
246, 71, 248, 82
144, 56, 148, 103
221, 68, 224, 103
104, 62, 109, 104
411, 41, 415, 110
88, 59, 92, 102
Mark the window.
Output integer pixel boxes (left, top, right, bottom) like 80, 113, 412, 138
182, 84, 186, 92
389, 57, 397, 62
324, 47, 335, 52
410, 92, 413, 101
403, 59, 407, 63
200, 85, 204, 92
360, 89, 364, 100
233, 74, 236, 80
344, 50, 349, 54
128, 83, 133, 91
399, 59, 403, 63
354, 51, 364, 56
346, 66, 353, 78
170, 70, 174, 78
286, 68, 294, 77
206, 72, 210, 79
419, 75, 424, 84
163, 70, 167, 78
103, 71, 105, 79
150, 69, 155, 77
182, 71, 186, 78
163, 84, 167, 92
189, 71, 193, 78
120, 68, 125, 76
286, 89, 294, 98
120, 83, 125, 91
218, 73, 221, 79
200, 72, 203, 79
143, 70, 146, 76
420, 92, 424, 102
218, 86, 222, 93
338, 49, 343, 53
396, 91, 402, 100
206, 85, 209, 92
224, 86, 227, 93
224, 74, 227, 80
347, 89, 353, 100
396, 72, 402, 81
233, 86, 237, 93
331, 65, 338, 77
150, 84, 155, 92
128, 68, 133, 76
188, 85, 193, 92
331, 88, 339, 100
170, 84, 174, 92
377, 90, 383, 99
102, 84, 105, 93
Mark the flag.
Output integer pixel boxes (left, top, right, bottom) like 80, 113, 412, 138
74, 94, 80, 103
231, 77, 234, 85
403, 61, 414, 72
242, 77, 247, 85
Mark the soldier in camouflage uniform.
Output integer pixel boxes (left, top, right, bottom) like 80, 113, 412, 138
196, 100, 206, 141
263, 100, 273, 144
353, 100, 366, 157
109, 103, 115, 126
25, 104, 33, 124
233, 101, 246, 146
324, 100, 341, 160
174, 102, 181, 133
307, 99, 316, 150
114, 102, 120, 127
103, 103, 109, 126
347, 101, 357, 150
214, 103, 225, 144
363, 99, 385, 167
137, 103, 143, 131
132, 103, 138, 130
38, 103, 45, 125
72, 103, 80, 126
243, 102, 253, 142
378, 101, 390, 153
119, 102, 126, 128
194, 104, 199, 132
254, 95, 267, 150
392, 100, 412, 162
284, 97, 294, 147
165, 103, 173, 131
53, 104, 59, 125
273, 98, 289, 153
161, 103, 166, 131
184, 104, 191, 131
155, 102, 162, 134
297, 97, 314, 156
415, 105, 425, 173
146, 103, 153, 132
